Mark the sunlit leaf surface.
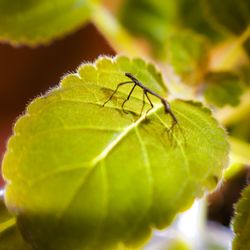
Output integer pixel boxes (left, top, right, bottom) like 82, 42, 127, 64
2, 56, 229, 249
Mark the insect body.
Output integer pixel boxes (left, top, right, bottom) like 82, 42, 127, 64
103, 73, 178, 130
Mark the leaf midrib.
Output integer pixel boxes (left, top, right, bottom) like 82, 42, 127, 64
90, 103, 163, 166
56, 104, 163, 221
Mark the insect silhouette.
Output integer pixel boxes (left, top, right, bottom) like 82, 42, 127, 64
103, 73, 178, 130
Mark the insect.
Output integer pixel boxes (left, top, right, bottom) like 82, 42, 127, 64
103, 73, 178, 130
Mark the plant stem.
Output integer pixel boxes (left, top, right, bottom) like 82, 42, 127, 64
222, 136, 250, 180
213, 26, 250, 70
216, 89, 250, 126
228, 136, 250, 165
90, 5, 148, 57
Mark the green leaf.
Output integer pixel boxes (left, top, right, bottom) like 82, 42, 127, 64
165, 30, 209, 84
201, 1, 250, 57
204, 72, 243, 107
0, 199, 32, 250
119, 0, 177, 48
2, 56, 229, 250
232, 185, 250, 250
243, 37, 250, 57
118, 0, 216, 53
91, 5, 147, 57
0, 222, 32, 250
238, 64, 250, 86
202, 0, 250, 35
0, 0, 99, 45
175, 0, 217, 39
0, 197, 12, 224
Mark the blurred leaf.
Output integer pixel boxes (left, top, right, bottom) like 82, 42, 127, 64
223, 162, 245, 181
202, 1, 250, 57
0, 0, 99, 45
232, 185, 250, 250
2, 56, 229, 250
0, 223, 33, 250
243, 37, 250, 57
204, 72, 243, 107
217, 89, 250, 127
202, 0, 250, 35
228, 137, 250, 165
91, 5, 146, 57
226, 135, 250, 184
0, 223, 32, 250
176, 0, 217, 39
229, 115, 250, 143
0, 197, 12, 224
0, 199, 32, 250
119, 0, 177, 48
166, 31, 209, 84
119, 0, 216, 54
238, 64, 250, 86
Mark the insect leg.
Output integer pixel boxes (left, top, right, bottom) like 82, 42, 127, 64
139, 90, 146, 116
161, 99, 178, 130
145, 91, 154, 114
103, 81, 133, 107
122, 83, 136, 113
